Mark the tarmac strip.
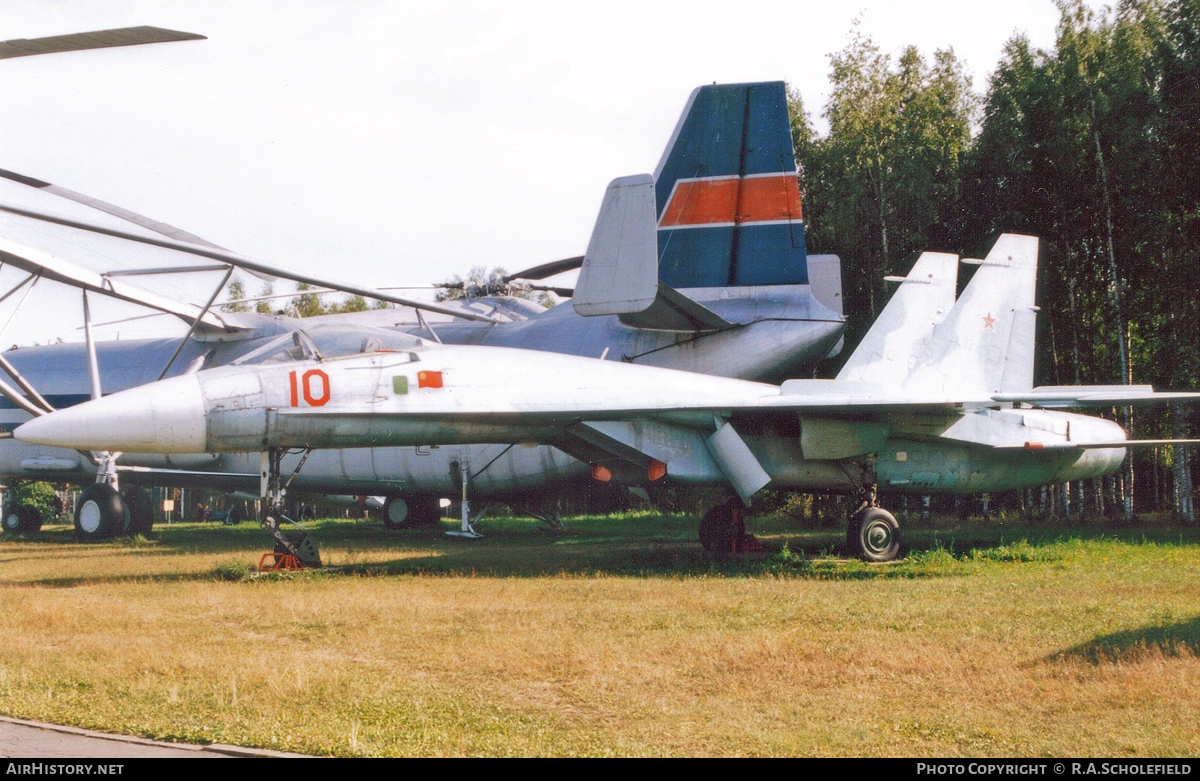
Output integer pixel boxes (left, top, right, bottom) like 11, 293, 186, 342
0, 716, 309, 758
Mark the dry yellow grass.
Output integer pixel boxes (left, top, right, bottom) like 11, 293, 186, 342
0, 515, 1196, 756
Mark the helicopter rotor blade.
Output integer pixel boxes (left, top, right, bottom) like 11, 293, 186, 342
502, 255, 584, 283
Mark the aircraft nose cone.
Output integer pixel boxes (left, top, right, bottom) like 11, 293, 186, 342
14, 374, 207, 454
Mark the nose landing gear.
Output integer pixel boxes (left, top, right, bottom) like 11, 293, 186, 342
260, 448, 322, 569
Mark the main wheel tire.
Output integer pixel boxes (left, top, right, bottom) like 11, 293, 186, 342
698, 500, 740, 554
847, 507, 900, 562
382, 497, 408, 530
404, 497, 443, 528
122, 487, 154, 536
20, 505, 42, 533
3, 505, 23, 534
75, 484, 130, 542
3, 504, 40, 534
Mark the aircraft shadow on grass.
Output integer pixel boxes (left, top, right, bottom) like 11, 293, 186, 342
1049, 615, 1200, 664
4, 526, 954, 586
5, 520, 1198, 586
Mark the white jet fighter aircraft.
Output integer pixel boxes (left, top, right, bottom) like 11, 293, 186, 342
18, 234, 1200, 562
0, 40, 846, 540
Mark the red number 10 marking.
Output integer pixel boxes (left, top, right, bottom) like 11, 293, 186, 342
288, 369, 331, 407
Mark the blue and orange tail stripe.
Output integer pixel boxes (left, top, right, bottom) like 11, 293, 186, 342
653, 82, 807, 288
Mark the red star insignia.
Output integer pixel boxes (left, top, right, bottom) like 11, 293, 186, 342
982, 312, 996, 330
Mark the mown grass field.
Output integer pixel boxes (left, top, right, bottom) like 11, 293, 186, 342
0, 511, 1196, 757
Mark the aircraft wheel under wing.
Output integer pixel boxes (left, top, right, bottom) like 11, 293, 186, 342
75, 484, 130, 542
847, 507, 900, 562
122, 487, 154, 536
698, 499, 744, 554
3, 504, 42, 535
399, 497, 443, 529
383, 497, 408, 530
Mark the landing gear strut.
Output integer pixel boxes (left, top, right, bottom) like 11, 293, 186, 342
259, 448, 321, 568
446, 458, 484, 539
845, 482, 900, 562
698, 498, 764, 554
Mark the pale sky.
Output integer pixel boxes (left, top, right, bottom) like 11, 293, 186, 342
0, 0, 1107, 346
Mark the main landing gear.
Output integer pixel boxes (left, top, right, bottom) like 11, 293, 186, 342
74, 483, 130, 542
697, 498, 765, 554
382, 496, 442, 530
61, 484, 153, 542
3, 504, 42, 535
845, 482, 900, 562
698, 484, 902, 562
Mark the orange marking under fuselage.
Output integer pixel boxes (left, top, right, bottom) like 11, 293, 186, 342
659, 174, 803, 227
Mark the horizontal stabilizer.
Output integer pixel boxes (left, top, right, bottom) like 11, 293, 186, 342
618, 283, 731, 331
571, 174, 731, 330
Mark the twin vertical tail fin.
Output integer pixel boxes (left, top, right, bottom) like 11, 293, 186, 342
839, 234, 1041, 397
836, 252, 959, 385
903, 234, 1039, 396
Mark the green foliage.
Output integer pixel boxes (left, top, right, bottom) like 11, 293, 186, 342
224, 277, 249, 313
793, 1, 1200, 518
280, 286, 380, 318
255, 282, 274, 314
330, 295, 369, 314
212, 559, 254, 581
8, 481, 58, 517
795, 26, 974, 346
285, 282, 327, 318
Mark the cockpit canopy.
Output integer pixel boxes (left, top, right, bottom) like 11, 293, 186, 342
231, 324, 425, 366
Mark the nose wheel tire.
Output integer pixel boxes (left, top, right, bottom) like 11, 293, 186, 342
847, 507, 900, 562
75, 484, 130, 542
